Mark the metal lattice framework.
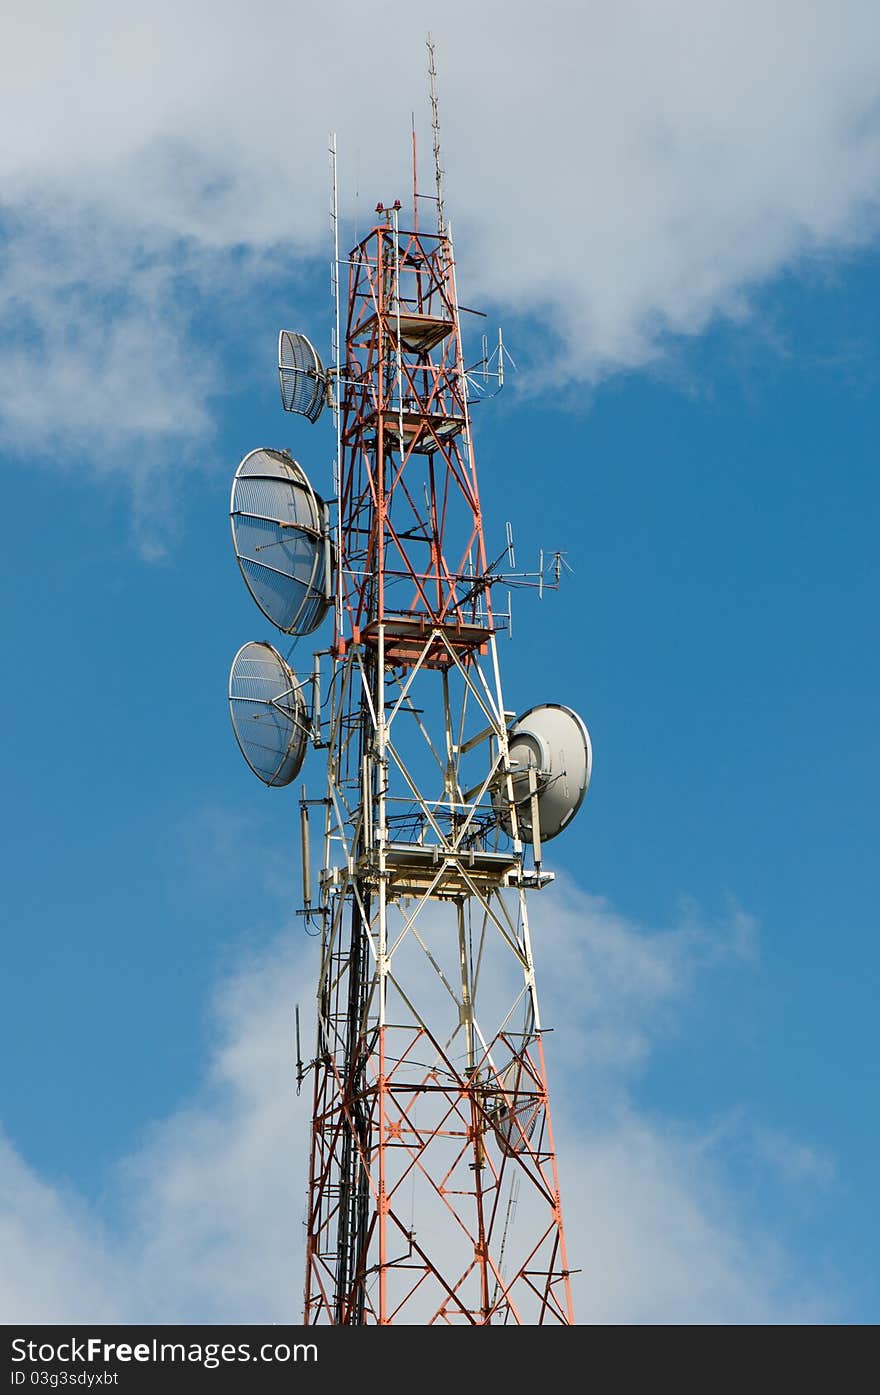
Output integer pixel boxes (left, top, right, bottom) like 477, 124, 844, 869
301, 202, 574, 1324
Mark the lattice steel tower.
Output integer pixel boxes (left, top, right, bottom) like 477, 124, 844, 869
228, 51, 590, 1325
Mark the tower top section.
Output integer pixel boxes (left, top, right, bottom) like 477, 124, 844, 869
334, 207, 490, 672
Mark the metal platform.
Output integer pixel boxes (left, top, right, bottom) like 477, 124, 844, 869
362, 841, 521, 899
362, 616, 492, 669
359, 409, 464, 453
357, 310, 454, 354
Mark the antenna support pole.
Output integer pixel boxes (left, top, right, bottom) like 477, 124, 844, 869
427, 33, 446, 238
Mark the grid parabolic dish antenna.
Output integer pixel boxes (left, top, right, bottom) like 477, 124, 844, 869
494, 1058, 544, 1157
496, 704, 592, 842
230, 447, 332, 636
229, 641, 308, 787
279, 330, 326, 423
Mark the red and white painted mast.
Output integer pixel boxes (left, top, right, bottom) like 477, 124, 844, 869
299, 51, 581, 1325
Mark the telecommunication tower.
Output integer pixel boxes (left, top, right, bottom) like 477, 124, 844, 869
228, 44, 590, 1325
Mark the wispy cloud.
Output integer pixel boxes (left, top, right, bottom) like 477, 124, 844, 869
532, 879, 758, 1105
0, 199, 301, 552
0, 207, 211, 451
0, 1133, 126, 1323
556, 1113, 833, 1323
751, 1125, 835, 1187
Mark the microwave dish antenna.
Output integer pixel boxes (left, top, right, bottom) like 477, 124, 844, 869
494, 1056, 544, 1158
497, 704, 592, 842
279, 330, 327, 422
230, 447, 332, 637
228, 640, 309, 787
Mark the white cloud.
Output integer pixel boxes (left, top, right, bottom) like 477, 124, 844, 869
0, 202, 290, 552
520, 879, 758, 1123
0, 211, 207, 452
556, 1114, 832, 1323
119, 935, 311, 1322
0, 883, 837, 1323
0, 1135, 126, 1323
1, 2, 879, 483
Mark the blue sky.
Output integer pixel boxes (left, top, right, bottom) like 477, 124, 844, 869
1, 2, 879, 1323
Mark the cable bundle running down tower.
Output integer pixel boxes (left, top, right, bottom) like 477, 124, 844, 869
228, 60, 590, 1326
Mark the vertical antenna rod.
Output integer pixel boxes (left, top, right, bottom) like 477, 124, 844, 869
411, 112, 419, 231
329, 132, 343, 641
426, 33, 445, 237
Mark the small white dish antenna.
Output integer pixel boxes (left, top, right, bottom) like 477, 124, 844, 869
493, 1057, 543, 1157
495, 704, 592, 843
229, 641, 308, 787
278, 330, 326, 423
230, 447, 332, 636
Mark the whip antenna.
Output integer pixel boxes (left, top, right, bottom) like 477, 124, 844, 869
427, 33, 445, 237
